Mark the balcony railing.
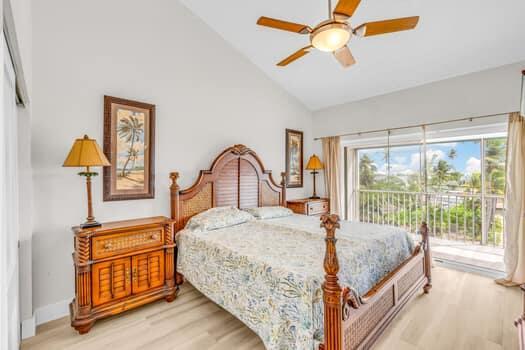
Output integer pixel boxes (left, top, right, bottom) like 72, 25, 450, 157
357, 189, 505, 247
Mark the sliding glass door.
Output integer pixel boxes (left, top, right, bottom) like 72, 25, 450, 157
352, 135, 507, 270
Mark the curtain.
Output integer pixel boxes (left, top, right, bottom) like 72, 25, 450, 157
500, 112, 525, 285
322, 136, 342, 216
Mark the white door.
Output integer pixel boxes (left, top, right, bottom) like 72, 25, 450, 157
1, 33, 20, 350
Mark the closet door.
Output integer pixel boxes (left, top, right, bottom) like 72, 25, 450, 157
92, 258, 132, 306
132, 251, 165, 294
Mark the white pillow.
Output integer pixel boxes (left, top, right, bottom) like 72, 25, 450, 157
185, 206, 254, 232
243, 206, 293, 220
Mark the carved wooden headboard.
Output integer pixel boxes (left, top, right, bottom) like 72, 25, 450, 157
170, 144, 287, 232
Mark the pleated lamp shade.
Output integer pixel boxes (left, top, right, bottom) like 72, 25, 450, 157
63, 135, 110, 167
306, 154, 324, 170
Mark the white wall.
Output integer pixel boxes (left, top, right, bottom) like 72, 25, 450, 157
313, 61, 525, 138
31, 0, 313, 314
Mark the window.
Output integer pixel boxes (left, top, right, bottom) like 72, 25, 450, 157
356, 136, 506, 248
359, 144, 422, 192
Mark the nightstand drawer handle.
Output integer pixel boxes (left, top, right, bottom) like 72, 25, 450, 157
104, 242, 113, 250
150, 233, 160, 240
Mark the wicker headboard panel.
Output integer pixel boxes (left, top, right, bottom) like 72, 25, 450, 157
170, 144, 287, 232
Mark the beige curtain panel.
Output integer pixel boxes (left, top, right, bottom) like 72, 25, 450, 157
346, 148, 356, 220
502, 112, 525, 285
322, 136, 342, 216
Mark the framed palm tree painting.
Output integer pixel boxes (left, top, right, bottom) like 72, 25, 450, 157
285, 129, 303, 188
103, 96, 155, 201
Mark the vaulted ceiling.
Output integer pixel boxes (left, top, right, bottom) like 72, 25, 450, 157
180, 0, 525, 111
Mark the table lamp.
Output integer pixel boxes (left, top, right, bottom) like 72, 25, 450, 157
63, 135, 111, 228
306, 154, 323, 199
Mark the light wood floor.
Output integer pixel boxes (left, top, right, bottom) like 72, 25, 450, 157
22, 266, 522, 350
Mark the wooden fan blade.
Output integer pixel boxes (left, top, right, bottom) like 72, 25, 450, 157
333, 0, 361, 20
257, 16, 311, 34
333, 46, 356, 68
354, 16, 419, 37
277, 46, 312, 67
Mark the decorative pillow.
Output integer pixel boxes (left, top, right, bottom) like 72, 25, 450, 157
243, 206, 293, 220
185, 206, 254, 232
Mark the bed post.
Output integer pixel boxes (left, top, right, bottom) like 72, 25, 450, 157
320, 214, 342, 350
420, 222, 432, 293
170, 172, 184, 285
170, 172, 180, 224
280, 172, 287, 207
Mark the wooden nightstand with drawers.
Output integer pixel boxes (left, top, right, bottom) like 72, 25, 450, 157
287, 198, 329, 216
70, 216, 177, 334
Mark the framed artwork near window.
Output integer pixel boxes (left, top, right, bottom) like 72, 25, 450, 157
285, 128, 304, 188
103, 95, 155, 201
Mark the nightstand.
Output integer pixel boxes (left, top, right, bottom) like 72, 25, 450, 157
287, 198, 329, 216
70, 216, 177, 334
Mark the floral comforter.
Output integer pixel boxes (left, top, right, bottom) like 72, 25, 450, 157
176, 214, 414, 350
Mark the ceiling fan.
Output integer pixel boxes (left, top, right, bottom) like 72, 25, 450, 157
256, 0, 419, 68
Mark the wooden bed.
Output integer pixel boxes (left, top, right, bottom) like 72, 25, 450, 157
169, 144, 432, 350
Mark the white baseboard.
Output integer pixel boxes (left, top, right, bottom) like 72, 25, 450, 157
21, 298, 72, 339
34, 298, 71, 327
21, 316, 35, 339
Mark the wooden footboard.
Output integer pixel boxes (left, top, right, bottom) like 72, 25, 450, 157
319, 215, 431, 350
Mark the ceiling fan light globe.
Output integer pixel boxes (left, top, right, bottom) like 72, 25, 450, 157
311, 23, 350, 52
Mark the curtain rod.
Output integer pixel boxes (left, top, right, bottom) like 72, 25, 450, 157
313, 111, 517, 141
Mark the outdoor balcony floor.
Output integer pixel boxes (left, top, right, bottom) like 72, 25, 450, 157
428, 236, 504, 272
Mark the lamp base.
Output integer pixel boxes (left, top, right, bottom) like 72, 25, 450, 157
309, 196, 321, 200
80, 220, 102, 229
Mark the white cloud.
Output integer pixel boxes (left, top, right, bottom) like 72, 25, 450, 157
426, 149, 446, 162
376, 162, 416, 178
465, 157, 481, 174
409, 153, 421, 171
408, 149, 445, 170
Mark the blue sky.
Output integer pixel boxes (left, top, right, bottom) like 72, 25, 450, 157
359, 140, 482, 177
